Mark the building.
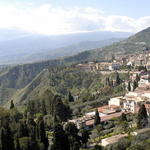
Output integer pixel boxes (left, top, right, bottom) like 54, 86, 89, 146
122, 92, 147, 113
76, 63, 96, 72
108, 97, 123, 107
95, 62, 112, 70
109, 63, 120, 70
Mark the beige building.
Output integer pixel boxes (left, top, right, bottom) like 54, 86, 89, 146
122, 93, 146, 113
108, 97, 123, 107
95, 62, 112, 70
76, 64, 96, 72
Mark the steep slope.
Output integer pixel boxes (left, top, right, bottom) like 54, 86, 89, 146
3, 66, 103, 109
126, 27, 150, 44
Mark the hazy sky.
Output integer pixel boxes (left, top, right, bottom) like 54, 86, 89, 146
0, 0, 150, 35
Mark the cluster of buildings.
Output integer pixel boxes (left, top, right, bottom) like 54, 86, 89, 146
68, 70, 150, 130
75, 61, 121, 72
75, 50, 150, 72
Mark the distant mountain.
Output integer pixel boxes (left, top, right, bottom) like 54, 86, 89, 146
62, 27, 150, 63
0, 28, 133, 65
19, 38, 125, 63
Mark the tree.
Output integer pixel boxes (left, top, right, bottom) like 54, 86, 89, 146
65, 122, 80, 149
94, 109, 101, 126
136, 73, 140, 82
1, 116, 15, 150
15, 138, 21, 150
96, 124, 103, 141
144, 65, 147, 72
53, 95, 68, 122
120, 113, 127, 122
10, 100, 14, 109
36, 118, 49, 150
80, 126, 90, 148
51, 123, 70, 150
133, 80, 138, 91
116, 72, 121, 85
68, 91, 74, 102
137, 104, 148, 129
128, 81, 131, 91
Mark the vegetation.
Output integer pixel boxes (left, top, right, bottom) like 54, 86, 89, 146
137, 104, 148, 129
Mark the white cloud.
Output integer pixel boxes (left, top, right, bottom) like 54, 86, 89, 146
0, 4, 149, 35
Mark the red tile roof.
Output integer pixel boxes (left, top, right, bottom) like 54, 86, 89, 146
86, 112, 123, 126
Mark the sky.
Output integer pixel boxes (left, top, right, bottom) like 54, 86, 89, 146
0, 0, 150, 35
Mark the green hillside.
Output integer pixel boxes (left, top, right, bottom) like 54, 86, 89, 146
0, 27, 150, 108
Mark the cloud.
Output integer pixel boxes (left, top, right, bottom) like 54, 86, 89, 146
0, 4, 149, 35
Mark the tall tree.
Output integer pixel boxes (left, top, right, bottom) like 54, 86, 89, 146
80, 126, 90, 148
136, 73, 140, 82
68, 92, 74, 102
51, 123, 70, 150
133, 80, 138, 91
37, 118, 49, 150
120, 113, 127, 122
65, 122, 80, 149
94, 109, 101, 126
137, 104, 148, 129
1, 116, 15, 150
53, 95, 68, 122
144, 65, 147, 72
116, 72, 121, 86
10, 100, 14, 109
128, 81, 131, 91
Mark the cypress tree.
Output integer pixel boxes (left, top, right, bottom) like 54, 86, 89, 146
80, 128, 90, 148
51, 123, 70, 150
1, 116, 15, 150
136, 73, 140, 82
116, 72, 121, 85
10, 100, 14, 109
37, 119, 49, 150
41, 100, 47, 116
133, 80, 138, 91
53, 95, 67, 122
128, 81, 131, 91
144, 65, 147, 72
120, 113, 127, 122
94, 109, 101, 126
68, 92, 74, 102
137, 104, 148, 129
65, 122, 80, 150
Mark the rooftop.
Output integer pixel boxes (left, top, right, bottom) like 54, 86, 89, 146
86, 112, 123, 126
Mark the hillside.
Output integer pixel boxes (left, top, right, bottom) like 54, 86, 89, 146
0, 27, 150, 108
63, 26, 150, 62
